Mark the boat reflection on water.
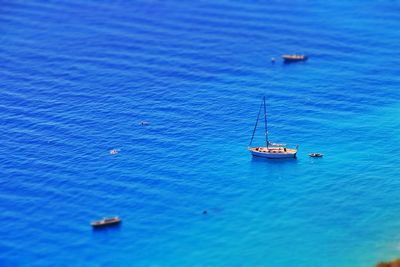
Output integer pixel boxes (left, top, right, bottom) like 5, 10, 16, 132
251, 154, 299, 164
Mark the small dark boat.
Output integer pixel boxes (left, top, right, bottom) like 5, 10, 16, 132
91, 216, 121, 228
282, 55, 308, 63
309, 153, 323, 158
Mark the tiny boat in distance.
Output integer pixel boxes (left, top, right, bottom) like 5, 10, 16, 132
91, 216, 121, 228
282, 55, 308, 63
309, 153, 323, 158
248, 97, 298, 159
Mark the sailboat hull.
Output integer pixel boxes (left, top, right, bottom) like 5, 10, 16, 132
248, 147, 297, 159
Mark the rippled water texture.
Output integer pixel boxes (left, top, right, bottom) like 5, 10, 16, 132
1, 1, 400, 266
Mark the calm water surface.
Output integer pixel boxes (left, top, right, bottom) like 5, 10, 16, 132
1, 0, 400, 266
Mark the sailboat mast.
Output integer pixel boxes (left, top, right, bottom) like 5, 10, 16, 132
249, 100, 263, 147
263, 96, 269, 147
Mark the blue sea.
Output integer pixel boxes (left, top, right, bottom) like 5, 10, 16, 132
1, 0, 400, 266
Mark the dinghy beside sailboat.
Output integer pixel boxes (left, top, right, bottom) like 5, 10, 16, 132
248, 97, 298, 159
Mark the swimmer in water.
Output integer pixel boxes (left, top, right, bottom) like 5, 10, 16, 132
110, 149, 119, 155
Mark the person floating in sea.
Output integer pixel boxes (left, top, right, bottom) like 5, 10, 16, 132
110, 149, 119, 155
140, 121, 150, 126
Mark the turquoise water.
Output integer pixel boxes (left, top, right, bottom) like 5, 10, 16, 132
1, 0, 400, 266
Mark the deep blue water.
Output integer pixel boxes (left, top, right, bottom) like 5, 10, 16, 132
1, 0, 400, 266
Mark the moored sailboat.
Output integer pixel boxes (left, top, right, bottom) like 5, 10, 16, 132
248, 97, 298, 159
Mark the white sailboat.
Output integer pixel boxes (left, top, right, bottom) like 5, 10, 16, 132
248, 97, 298, 159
